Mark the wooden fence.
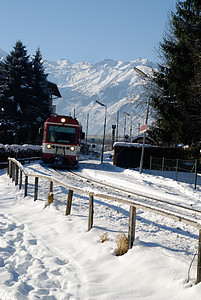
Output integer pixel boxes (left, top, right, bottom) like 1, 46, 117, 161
7, 157, 201, 284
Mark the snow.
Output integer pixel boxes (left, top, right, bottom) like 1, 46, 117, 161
0, 47, 156, 137
0, 47, 157, 138
1, 157, 201, 299
43, 58, 156, 137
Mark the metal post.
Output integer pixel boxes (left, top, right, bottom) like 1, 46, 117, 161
116, 111, 119, 142
95, 100, 107, 163
86, 113, 89, 154
112, 125, 116, 148
101, 107, 107, 163
133, 67, 152, 174
139, 97, 150, 174
130, 117, 132, 142
124, 112, 132, 142
124, 115, 126, 140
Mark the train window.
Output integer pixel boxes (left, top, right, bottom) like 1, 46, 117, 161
47, 125, 77, 144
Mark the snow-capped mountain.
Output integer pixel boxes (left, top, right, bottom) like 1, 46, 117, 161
0, 49, 156, 137
44, 58, 156, 137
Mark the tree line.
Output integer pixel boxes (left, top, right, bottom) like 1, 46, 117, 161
149, 0, 201, 147
0, 40, 51, 144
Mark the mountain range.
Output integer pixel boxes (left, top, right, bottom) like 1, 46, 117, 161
0, 48, 156, 138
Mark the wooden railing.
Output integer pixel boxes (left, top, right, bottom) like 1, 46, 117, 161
7, 157, 201, 284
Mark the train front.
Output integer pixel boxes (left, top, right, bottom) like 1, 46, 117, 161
42, 115, 82, 167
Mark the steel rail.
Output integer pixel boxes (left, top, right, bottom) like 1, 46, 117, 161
8, 158, 201, 229
56, 168, 201, 216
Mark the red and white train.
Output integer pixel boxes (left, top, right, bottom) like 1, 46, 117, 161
42, 115, 84, 166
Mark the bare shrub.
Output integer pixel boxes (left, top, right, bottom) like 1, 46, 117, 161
44, 192, 54, 208
100, 231, 109, 243
115, 233, 128, 256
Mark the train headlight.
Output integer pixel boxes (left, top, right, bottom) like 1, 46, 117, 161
61, 118, 66, 123
46, 144, 52, 149
70, 146, 75, 151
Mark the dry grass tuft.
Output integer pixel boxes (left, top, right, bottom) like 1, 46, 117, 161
100, 231, 109, 243
44, 192, 54, 208
115, 233, 128, 256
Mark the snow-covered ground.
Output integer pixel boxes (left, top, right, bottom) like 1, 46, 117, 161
1, 157, 201, 299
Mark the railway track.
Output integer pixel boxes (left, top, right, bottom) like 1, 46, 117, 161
52, 167, 201, 226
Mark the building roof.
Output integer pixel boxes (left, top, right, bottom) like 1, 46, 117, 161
47, 81, 62, 98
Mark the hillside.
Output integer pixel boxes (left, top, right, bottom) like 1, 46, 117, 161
44, 58, 156, 137
0, 49, 156, 138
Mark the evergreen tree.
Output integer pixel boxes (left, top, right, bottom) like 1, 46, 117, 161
150, 0, 201, 146
0, 41, 52, 144
30, 48, 51, 142
0, 40, 33, 142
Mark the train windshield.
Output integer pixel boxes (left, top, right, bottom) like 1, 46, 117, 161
47, 125, 77, 144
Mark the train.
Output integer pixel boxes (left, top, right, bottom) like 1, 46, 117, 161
42, 115, 85, 167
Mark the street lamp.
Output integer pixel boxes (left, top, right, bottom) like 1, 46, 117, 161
123, 112, 132, 142
123, 113, 126, 139
95, 100, 107, 163
133, 67, 151, 174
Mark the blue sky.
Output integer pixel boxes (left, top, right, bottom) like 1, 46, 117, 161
1, 0, 177, 64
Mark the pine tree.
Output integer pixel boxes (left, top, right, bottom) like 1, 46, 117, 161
0, 40, 34, 143
32, 48, 51, 125
30, 48, 51, 143
0, 41, 52, 144
150, 0, 201, 146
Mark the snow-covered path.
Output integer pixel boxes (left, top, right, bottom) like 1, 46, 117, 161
0, 174, 86, 299
1, 160, 201, 299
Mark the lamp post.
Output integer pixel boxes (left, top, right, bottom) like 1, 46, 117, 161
133, 67, 151, 173
123, 112, 132, 142
116, 111, 119, 142
96, 100, 107, 163
85, 113, 89, 154
123, 114, 126, 139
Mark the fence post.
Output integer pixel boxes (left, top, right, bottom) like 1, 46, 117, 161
7, 159, 10, 175
24, 176, 28, 197
197, 229, 201, 284
194, 159, 198, 190
88, 193, 94, 231
12, 162, 15, 182
34, 177, 39, 201
128, 206, 136, 250
150, 156, 152, 175
8, 159, 12, 178
19, 169, 22, 190
15, 165, 19, 186
49, 181, 53, 193
65, 189, 73, 216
